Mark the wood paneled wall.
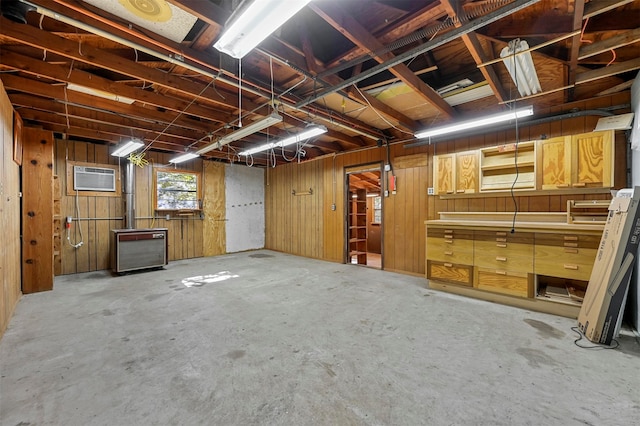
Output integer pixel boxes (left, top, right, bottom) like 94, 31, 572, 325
54, 143, 226, 274
265, 93, 630, 276
0, 80, 21, 338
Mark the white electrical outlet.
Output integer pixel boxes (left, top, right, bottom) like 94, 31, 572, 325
427, 187, 435, 195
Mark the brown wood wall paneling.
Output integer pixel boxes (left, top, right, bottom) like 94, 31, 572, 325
0, 80, 22, 338
265, 93, 629, 276
54, 141, 215, 274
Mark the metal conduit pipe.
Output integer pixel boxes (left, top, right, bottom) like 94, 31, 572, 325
20, 0, 382, 141
403, 108, 623, 148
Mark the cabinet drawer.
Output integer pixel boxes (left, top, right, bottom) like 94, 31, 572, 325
474, 251, 533, 272
476, 268, 532, 298
535, 246, 597, 281
474, 239, 533, 258
427, 228, 474, 240
427, 246, 474, 264
427, 236, 473, 251
427, 261, 473, 287
535, 233, 600, 249
475, 230, 533, 245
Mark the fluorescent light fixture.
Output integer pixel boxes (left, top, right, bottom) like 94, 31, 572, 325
239, 125, 327, 156
111, 139, 144, 157
67, 82, 135, 104
442, 82, 494, 107
196, 112, 283, 155
213, 0, 312, 58
169, 152, 199, 164
415, 107, 533, 139
500, 40, 541, 97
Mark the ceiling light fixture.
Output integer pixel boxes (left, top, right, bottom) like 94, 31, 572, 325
196, 112, 283, 155
239, 125, 327, 156
169, 152, 199, 164
213, 0, 313, 59
415, 106, 534, 139
500, 39, 541, 97
111, 139, 144, 157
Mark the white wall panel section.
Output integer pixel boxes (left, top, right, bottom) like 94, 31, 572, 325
225, 164, 265, 252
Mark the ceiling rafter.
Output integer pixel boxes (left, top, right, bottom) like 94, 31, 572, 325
310, 1, 457, 118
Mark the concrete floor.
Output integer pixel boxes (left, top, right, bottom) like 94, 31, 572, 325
1, 250, 639, 426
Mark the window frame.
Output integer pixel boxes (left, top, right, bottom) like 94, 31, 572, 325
153, 167, 202, 211
372, 195, 382, 224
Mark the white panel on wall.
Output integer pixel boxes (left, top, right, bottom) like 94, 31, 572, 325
630, 71, 640, 332
225, 164, 265, 253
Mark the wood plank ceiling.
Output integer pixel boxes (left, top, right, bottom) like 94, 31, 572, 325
1, 0, 638, 166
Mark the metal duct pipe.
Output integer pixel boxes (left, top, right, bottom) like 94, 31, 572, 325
124, 161, 136, 229
403, 108, 623, 148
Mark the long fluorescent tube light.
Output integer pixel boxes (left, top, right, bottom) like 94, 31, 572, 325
239, 125, 327, 156
213, 0, 313, 58
196, 112, 283, 155
67, 82, 135, 104
500, 40, 541, 97
169, 153, 199, 164
415, 106, 534, 139
111, 140, 144, 157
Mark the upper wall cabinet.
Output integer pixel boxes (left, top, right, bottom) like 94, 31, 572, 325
537, 130, 613, 190
432, 130, 615, 197
433, 151, 478, 195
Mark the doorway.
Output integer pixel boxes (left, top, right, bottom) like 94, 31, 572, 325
346, 165, 382, 269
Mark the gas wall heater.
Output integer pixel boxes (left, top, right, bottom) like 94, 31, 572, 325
111, 228, 168, 273
73, 166, 116, 191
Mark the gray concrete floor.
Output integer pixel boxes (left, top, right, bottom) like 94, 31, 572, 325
1, 250, 639, 426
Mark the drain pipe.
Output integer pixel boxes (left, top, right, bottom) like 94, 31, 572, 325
124, 161, 136, 229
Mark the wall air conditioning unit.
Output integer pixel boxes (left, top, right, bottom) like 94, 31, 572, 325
73, 166, 116, 192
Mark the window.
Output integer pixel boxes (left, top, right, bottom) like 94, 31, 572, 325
154, 168, 201, 210
373, 196, 382, 224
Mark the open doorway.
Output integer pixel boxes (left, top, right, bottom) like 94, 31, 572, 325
346, 166, 382, 269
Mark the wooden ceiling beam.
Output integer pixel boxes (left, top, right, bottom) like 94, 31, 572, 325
583, 0, 636, 19
568, 0, 586, 95
578, 27, 640, 60
311, 2, 457, 118
440, 0, 508, 103
0, 49, 234, 124
575, 57, 640, 85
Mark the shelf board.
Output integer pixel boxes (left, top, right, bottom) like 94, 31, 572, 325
349, 238, 366, 243
481, 161, 534, 172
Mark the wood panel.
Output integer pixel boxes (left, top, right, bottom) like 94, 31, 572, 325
203, 161, 226, 256
22, 127, 54, 293
0, 80, 21, 338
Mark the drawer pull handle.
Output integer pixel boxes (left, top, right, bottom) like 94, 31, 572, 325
556, 184, 570, 188
496, 232, 507, 237
496, 256, 507, 262
444, 263, 453, 267
572, 183, 587, 188
444, 251, 453, 256
495, 270, 507, 275
444, 230, 453, 234
564, 242, 578, 248
456, 189, 466, 193
564, 248, 578, 254
496, 243, 507, 248
496, 238, 507, 242
444, 235, 453, 239
446, 191, 454, 194
564, 236, 578, 241
564, 264, 579, 270
444, 240, 453, 244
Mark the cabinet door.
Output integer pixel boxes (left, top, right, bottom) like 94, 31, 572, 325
433, 153, 455, 195
455, 151, 478, 194
538, 136, 571, 190
572, 130, 613, 188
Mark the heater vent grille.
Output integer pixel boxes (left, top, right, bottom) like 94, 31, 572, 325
73, 166, 116, 192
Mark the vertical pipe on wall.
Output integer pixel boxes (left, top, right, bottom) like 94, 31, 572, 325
124, 161, 135, 229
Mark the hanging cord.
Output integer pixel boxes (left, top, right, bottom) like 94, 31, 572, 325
509, 40, 520, 234
238, 58, 242, 127
66, 190, 84, 248
352, 84, 413, 135
606, 49, 616, 67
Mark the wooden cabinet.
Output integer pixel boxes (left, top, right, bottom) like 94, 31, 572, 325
348, 189, 367, 265
433, 151, 478, 195
426, 213, 604, 318
537, 130, 613, 190
480, 141, 535, 191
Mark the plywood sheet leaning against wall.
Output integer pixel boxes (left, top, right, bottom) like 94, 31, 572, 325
203, 161, 226, 256
22, 127, 54, 293
0, 80, 21, 338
